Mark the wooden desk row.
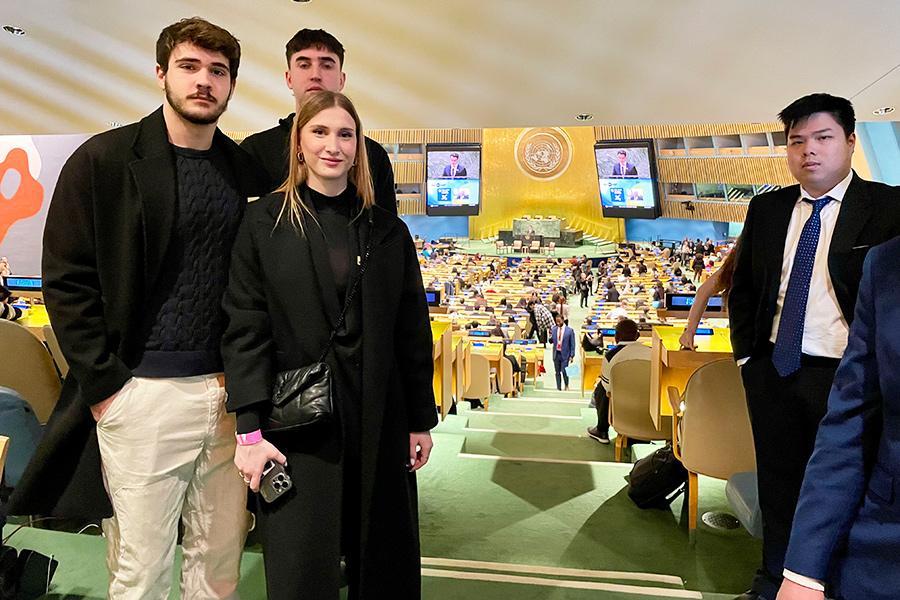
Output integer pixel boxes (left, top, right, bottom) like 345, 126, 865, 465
430, 321, 546, 420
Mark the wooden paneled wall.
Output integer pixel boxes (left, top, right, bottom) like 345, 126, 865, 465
593, 122, 782, 140
656, 157, 795, 185
367, 129, 482, 144
661, 200, 748, 222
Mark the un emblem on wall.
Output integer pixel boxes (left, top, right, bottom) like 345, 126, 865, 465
514, 128, 573, 181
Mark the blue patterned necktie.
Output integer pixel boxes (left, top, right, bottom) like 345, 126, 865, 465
771, 196, 833, 377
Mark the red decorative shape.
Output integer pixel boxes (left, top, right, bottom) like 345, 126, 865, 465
0, 147, 44, 244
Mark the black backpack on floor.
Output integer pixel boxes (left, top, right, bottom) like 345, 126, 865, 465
626, 443, 688, 509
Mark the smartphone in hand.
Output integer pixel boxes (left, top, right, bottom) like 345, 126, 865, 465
260, 461, 293, 503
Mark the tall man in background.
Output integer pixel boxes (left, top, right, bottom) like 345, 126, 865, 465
728, 93, 900, 600
9, 18, 267, 599
549, 313, 575, 391
241, 28, 397, 213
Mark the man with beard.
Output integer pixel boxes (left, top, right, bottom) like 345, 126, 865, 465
8, 18, 267, 599
240, 28, 397, 213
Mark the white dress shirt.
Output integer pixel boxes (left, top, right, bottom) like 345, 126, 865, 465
768, 170, 853, 359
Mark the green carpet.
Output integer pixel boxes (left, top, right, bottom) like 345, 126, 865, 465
3, 304, 760, 598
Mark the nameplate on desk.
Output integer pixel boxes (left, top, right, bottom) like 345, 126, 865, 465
468, 330, 490, 337
695, 328, 714, 335
600, 328, 616, 336
471, 342, 486, 347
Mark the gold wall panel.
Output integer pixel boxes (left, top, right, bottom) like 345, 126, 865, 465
594, 122, 782, 140
662, 200, 748, 222
471, 127, 624, 242
657, 157, 796, 186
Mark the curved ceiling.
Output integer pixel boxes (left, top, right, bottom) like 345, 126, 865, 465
2, 0, 899, 135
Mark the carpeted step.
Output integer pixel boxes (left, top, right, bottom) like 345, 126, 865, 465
465, 411, 589, 437
484, 397, 586, 417
460, 430, 614, 463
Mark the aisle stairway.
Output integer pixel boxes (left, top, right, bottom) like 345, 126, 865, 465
416, 303, 761, 599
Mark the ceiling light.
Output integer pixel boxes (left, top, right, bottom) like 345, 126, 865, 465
873, 106, 894, 116
3, 25, 26, 36
575, 113, 593, 121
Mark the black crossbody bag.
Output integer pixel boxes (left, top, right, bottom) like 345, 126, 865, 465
264, 208, 374, 433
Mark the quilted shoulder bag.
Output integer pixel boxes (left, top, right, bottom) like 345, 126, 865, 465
265, 209, 374, 433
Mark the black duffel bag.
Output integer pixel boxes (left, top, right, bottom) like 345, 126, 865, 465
626, 443, 688, 509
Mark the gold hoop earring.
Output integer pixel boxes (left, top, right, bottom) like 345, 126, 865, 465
296, 151, 305, 164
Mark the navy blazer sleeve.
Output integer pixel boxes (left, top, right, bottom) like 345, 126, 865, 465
564, 328, 576, 361
783, 245, 885, 580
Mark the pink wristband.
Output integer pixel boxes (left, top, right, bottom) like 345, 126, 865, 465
236, 429, 263, 446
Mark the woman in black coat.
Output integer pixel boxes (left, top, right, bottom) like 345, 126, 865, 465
221, 91, 438, 599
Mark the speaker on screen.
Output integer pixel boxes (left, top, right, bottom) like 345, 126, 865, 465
594, 139, 662, 219
425, 144, 482, 216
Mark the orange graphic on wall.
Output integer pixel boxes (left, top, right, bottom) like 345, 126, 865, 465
0, 147, 44, 244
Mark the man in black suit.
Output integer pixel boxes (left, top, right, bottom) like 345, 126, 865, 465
240, 29, 397, 213
442, 152, 468, 177
729, 93, 900, 600
611, 150, 638, 177
9, 18, 267, 599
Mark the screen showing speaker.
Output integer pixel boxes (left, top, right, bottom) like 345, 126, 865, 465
425, 144, 482, 216
594, 140, 661, 219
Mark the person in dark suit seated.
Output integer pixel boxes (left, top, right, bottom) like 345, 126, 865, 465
239, 29, 397, 214
549, 313, 575, 391
729, 93, 900, 600
606, 284, 620, 303
442, 152, 467, 178
776, 238, 900, 600
222, 91, 437, 599
610, 150, 638, 177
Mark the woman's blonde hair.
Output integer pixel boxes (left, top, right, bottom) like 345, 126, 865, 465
276, 91, 375, 230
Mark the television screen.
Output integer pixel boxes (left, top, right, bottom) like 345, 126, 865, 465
594, 140, 661, 219
2, 276, 41, 291
424, 288, 441, 306
666, 294, 724, 312
425, 144, 482, 216
506, 256, 523, 268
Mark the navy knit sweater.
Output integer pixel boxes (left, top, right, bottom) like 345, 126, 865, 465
133, 145, 242, 377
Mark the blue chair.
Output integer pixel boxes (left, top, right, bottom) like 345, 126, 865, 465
0, 387, 43, 487
726, 471, 763, 538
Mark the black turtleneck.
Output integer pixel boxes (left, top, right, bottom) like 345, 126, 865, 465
309, 185, 358, 303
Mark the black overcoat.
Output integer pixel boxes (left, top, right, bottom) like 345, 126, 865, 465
8, 108, 267, 520
221, 191, 437, 596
